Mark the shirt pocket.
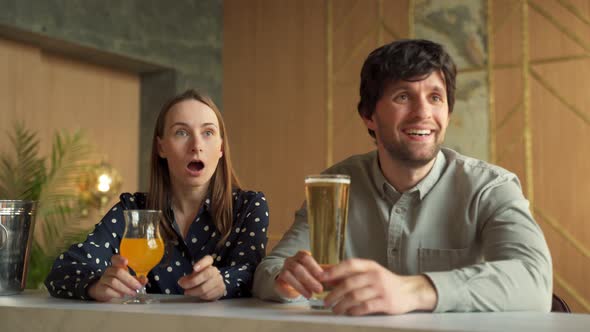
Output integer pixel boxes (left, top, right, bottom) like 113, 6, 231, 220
418, 247, 474, 273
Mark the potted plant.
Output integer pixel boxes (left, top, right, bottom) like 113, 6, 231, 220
0, 123, 95, 289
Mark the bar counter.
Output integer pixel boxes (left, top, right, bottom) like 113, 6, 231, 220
1, 291, 588, 332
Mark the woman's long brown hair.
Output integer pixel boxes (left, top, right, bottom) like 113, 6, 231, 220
147, 89, 241, 246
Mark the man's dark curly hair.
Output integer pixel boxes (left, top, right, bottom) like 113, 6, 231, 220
357, 39, 457, 138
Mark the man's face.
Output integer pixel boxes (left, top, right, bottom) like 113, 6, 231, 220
363, 71, 450, 167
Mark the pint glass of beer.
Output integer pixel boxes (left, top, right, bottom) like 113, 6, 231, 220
304, 174, 350, 309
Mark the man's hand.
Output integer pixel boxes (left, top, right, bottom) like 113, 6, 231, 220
322, 258, 437, 315
178, 255, 226, 301
275, 250, 324, 298
88, 255, 144, 302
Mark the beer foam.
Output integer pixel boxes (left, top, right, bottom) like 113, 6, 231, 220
305, 177, 350, 184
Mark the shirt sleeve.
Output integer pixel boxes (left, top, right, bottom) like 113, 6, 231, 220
44, 204, 126, 300
252, 202, 308, 302
218, 192, 269, 298
425, 176, 553, 312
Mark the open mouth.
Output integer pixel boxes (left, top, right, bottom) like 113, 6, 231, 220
187, 161, 205, 172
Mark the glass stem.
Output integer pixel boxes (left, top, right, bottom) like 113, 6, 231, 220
137, 286, 147, 296
136, 274, 147, 298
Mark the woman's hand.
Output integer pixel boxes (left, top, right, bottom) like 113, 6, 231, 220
87, 255, 144, 302
178, 255, 226, 301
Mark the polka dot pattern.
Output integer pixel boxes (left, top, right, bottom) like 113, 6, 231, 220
44, 190, 269, 300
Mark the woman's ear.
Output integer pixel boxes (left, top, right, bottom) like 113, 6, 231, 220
157, 137, 166, 158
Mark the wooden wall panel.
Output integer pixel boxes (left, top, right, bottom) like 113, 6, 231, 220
493, 68, 526, 183
528, 0, 590, 313
0, 39, 44, 139
490, 0, 590, 312
0, 37, 140, 218
223, 0, 327, 249
529, 0, 589, 61
40, 53, 140, 196
332, 0, 410, 164
491, 0, 522, 66
332, 0, 378, 164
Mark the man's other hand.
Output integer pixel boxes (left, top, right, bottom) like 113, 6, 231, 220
322, 258, 437, 315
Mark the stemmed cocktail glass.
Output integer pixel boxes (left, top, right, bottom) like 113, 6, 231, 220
120, 209, 165, 304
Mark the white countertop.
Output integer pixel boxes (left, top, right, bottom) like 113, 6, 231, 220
0, 291, 589, 332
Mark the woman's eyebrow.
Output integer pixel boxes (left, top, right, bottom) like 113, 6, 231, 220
168, 121, 189, 129
201, 123, 219, 129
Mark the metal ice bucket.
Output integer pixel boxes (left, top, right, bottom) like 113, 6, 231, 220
0, 200, 37, 295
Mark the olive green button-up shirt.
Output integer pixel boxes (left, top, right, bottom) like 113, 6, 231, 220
253, 148, 552, 312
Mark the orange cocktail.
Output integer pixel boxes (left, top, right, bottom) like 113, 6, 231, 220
121, 209, 165, 304
120, 238, 164, 276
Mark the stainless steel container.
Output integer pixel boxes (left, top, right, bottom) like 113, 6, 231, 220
0, 200, 37, 295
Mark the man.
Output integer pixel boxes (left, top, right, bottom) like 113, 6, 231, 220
252, 39, 552, 315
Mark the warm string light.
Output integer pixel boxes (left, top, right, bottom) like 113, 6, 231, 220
97, 173, 113, 193
79, 160, 122, 214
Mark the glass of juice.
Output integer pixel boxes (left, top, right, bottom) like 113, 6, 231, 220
120, 209, 165, 304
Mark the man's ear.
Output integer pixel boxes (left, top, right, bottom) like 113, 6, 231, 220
446, 110, 452, 126
361, 112, 377, 132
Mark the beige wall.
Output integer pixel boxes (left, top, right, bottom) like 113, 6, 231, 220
223, 0, 328, 248
491, 0, 590, 313
225, 0, 590, 312
0, 37, 140, 219
223, 0, 409, 249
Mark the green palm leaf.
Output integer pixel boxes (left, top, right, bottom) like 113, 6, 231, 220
0, 123, 99, 289
36, 130, 95, 257
0, 123, 45, 200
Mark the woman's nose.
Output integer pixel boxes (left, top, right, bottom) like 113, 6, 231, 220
190, 137, 203, 152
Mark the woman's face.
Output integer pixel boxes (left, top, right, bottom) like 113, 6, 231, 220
157, 99, 223, 192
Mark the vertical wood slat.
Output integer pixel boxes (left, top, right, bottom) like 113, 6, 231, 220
223, 0, 327, 249
0, 36, 140, 227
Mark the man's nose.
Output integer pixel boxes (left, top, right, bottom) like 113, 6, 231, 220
411, 96, 433, 119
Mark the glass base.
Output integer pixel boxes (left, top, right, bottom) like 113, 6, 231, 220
309, 298, 329, 309
122, 287, 158, 304
123, 295, 159, 304
309, 291, 332, 310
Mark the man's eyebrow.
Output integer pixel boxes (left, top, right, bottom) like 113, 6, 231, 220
431, 85, 446, 92
387, 82, 446, 92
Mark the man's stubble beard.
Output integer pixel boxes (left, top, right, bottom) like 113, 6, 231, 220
381, 137, 442, 168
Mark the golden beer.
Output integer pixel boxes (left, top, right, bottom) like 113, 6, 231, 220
305, 174, 350, 309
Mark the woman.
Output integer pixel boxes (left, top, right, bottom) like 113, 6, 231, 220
45, 89, 269, 301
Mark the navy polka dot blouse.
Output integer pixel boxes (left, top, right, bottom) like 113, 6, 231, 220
44, 189, 269, 300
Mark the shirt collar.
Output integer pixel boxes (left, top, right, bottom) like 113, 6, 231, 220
371, 149, 446, 201
370, 151, 399, 201
413, 150, 446, 200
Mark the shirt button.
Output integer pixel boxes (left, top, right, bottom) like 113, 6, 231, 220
395, 207, 402, 214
